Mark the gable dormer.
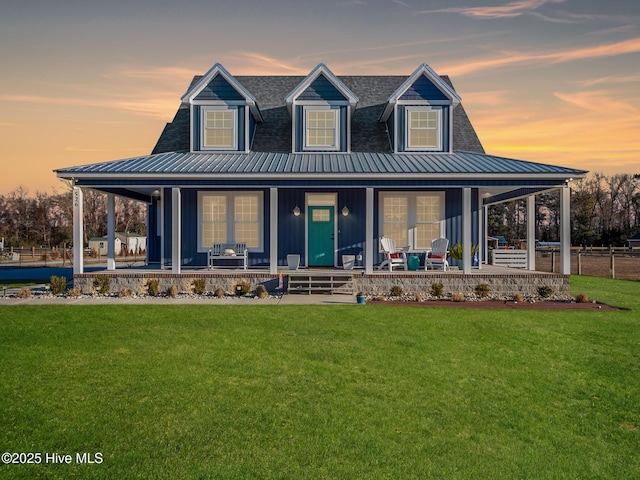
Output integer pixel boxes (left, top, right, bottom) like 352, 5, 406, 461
380, 64, 461, 154
181, 63, 263, 153
285, 64, 358, 153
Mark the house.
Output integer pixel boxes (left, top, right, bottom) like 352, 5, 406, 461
627, 232, 640, 250
56, 62, 586, 279
88, 232, 147, 256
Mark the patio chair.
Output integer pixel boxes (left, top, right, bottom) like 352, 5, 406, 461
425, 238, 449, 271
379, 237, 408, 272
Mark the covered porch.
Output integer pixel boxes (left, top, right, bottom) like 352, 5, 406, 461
68, 180, 575, 281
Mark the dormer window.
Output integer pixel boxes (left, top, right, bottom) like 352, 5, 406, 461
305, 107, 339, 150
285, 64, 358, 153
406, 107, 441, 151
202, 107, 237, 150
180, 63, 262, 153
380, 64, 460, 154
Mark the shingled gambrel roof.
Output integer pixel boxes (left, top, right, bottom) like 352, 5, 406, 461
152, 74, 485, 155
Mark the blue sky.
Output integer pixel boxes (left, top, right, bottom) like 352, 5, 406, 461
1, 0, 639, 193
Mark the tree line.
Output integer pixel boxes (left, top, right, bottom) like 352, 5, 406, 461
0, 184, 146, 248
488, 173, 640, 247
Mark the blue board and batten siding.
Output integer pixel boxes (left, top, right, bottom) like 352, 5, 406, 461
297, 75, 347, 102
399, 75, 450, 102
148, 186, 478, 268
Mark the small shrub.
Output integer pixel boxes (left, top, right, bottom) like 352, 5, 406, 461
49, 275, 67, 295
89, 247, 98, 258
232, 279, 251, 296
575, 293, 590, 303
415, 292, 425, 302
451, 292, 465, 302
537, 285, 553, 298
15, 287, 32, 298
192, 278, 206, 295
254, 284, 269, 299
118, 287, 132, 298
512, 293, 524, 303
214, 287, 226, 298
67, 288, 82, 298
49, 250, 61, 260
93, 275, 111, 295
166, 285, 178, 298
390, 285, 403, 297
475, 283, 490, 298
430, 282, 444, 298
147, 279, 160, 296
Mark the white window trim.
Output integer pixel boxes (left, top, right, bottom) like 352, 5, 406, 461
198, 191, 264, 253
379, 192, 445, 251
200, 106, 238, 151
405, 106, 442, 152
303, 106, 340, 152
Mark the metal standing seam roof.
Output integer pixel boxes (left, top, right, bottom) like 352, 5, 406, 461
55, 151, 587, 177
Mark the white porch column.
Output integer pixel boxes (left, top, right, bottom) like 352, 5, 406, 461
560, 184, 571, 274
527, 194, 536, 271
270, 188, 278, 274
72, 186, 84, 275
365, 188, 374, 274
477, 190, 483, 270
171, 187, 181, 274
483, 204, 489, 265
107, 194, 116, 271
462, 187, 472, 274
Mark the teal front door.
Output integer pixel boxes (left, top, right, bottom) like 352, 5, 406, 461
308, 206, 335, 267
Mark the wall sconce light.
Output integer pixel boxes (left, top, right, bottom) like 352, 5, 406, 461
292, 205, 301, 216
341, 205, 349, 216
152, 189, 161, 197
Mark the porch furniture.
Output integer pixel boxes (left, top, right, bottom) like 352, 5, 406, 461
424, 238, 449, 271
208, 242, 248, 270
491, 249, 527, 268
342, 254, 356, 270
378, 237, 408, 271
287, 254, 300, 270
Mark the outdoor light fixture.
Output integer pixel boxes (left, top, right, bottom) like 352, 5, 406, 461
152, 189, 161, 197
292, 205, 301, 216
341, 205, 349, 216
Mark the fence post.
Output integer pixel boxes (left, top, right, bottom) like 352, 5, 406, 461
551, 251, 556, 273
577, 251, 582, 275
610, 250, 615, 279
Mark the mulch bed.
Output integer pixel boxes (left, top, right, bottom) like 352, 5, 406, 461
368, 299, 618, 310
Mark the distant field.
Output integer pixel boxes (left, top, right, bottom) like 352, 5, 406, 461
1, 277, 639, 479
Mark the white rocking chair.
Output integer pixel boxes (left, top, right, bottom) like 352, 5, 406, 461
379, 237, 408, 272
424, 238, 449, 271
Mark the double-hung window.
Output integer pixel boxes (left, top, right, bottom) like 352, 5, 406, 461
201, 107, 237, 150
406, 106, 441, 151
380, 193, 444, 250
199, 192, 263, 251
304, 107, 339, 151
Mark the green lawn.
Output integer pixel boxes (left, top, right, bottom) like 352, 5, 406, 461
1, 277, 639, 479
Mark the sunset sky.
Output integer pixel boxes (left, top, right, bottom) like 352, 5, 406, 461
1, 0, 639, 195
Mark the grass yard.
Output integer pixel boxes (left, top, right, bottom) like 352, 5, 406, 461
1, 277, 639, 479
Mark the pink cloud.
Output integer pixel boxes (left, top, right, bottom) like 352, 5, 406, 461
418, 0, 567, 19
